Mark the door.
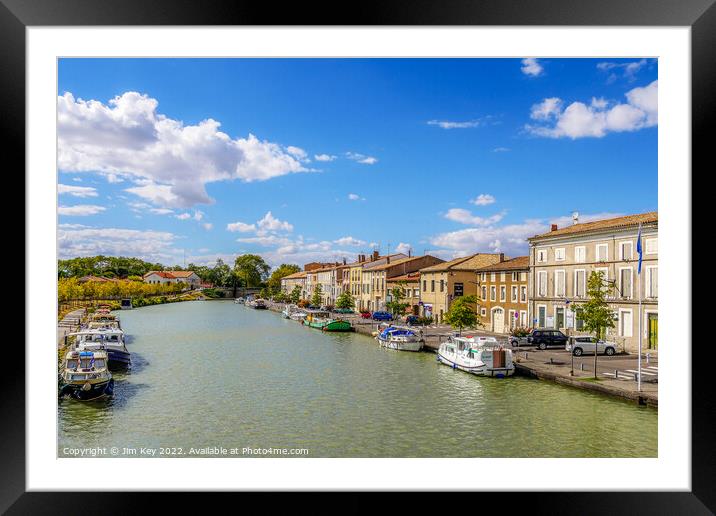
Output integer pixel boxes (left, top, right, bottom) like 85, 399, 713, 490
555, 307, 565, 329
538, 306, 546, 328
493, 308, 504, 333
648, 313, 658, 349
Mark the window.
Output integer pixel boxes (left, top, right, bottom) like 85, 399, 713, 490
596, 243, 608, 262
440, 280, 445, 292
620, 267, 633, 299
512, 272, 519, 282
511, 285, 518, 302
500, 286, 506, 301
481, 307, 487, 316
647, 266, 658, 298
537, 249, 547, 263
574, 270, 586, 298
619, 309, 633, 337
431, 280, 435, 292
538, 271, 547, 297
645, 238, 658, 254
538, 306, 546, 327
423, 280, 427, 292
481, 272, 486, 282
520, 286, 527, 303
620, 241, 633, 260
574, 246, 586, 263
555, 248, 566, 261
490, 272, 496, 282
490, 286, 496, 301
482, 286, 487, 300
555, 270, 565, 297
500, 272, 506, 281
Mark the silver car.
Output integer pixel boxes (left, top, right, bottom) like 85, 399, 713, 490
566, 336, 617, 356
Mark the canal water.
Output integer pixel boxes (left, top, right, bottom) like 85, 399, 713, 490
58, 300, 657, 458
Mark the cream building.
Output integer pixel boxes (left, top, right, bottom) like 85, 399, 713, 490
476, 256, 530, 333
419, 253, 505, 323
528, 212, 658, 354
280, 270, 307, 298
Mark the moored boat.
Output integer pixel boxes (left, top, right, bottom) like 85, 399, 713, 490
234, 297, 245, 304
302, 310, 353, 332
437, 335, 514, 377
71, 328, 131, 370
59, 350, 114, 401
376, 324, 424, 351
248, 298, 268, 309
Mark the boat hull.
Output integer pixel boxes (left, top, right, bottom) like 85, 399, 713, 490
436, 352, 515, 377
378, 338, 423, 352
60, 378, 114, 401
303, 319, 353, 331
107, 349, 132, 369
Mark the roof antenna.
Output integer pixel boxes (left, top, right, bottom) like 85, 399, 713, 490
572, 211, 580, 225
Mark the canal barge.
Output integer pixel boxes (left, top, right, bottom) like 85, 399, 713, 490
71, 328, 131, 369
59, 350, 114, 401
302, 310, 353, 332
247, 298, 268, 309
437, 335, 515, 377
376, 323, 424, 351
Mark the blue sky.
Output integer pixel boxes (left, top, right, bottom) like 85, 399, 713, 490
57, 58, 657, 267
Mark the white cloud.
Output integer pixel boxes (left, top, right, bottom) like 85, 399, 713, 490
394, 242, 412, 254
58, 204, 106, 216
257, 211, 293, 234
58, 91, 312, 208
521, 58, 544, 77
492, 147, 510, 152
175, 212, 191, 220
58, 184, 98, 198
470, 194, 496, 206
348, 193, 365, 201
429, 212, 625, 257
226, 221, 257, 233
597, 59, 649, 82
58, 226, 178, 261
286, 146, 309, 161
333, 236, 366, 247
445, 208, 505, 226
71, 177, 82, 182
314, 153, 337, 162
526, 80, 658, 139
149, 208, 174, 215
175, 210, 204, 221
202, 223, 213, 231
427, 119, 481, 129
346, 152, 378, 165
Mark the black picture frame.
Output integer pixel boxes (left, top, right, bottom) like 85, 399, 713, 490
4, 0, 708, 511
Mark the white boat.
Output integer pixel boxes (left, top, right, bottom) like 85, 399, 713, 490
234, 297, 245, 304
376, 324, 424, 352
71, 328, 131, 370
282, 304, 298, 318
59, 349, 114, 401
437, 335, 514, 377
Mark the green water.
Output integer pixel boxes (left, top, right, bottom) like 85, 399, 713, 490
58, 300, 657, 457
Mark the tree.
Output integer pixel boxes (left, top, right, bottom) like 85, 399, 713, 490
290, 285, 302, 304
234, 254, 270, 288
571, 271, 616, 379
267, 264, 301, 292
385, 280, 409, 316
335, 291, 355, 310
444, 295, 481, 335
210, 259, 233, 287
310, 284, 323, 307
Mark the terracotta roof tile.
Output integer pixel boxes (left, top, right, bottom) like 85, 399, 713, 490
530, 212, 658, 240
475, 256, 529, 272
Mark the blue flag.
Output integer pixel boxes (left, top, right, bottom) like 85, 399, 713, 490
636, 223, 643, 274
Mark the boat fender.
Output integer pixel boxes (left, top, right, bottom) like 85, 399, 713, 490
452, 362, 457, 370
82, 382, 92, 391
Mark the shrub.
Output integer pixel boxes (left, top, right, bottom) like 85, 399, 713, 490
511, 327, 531, 337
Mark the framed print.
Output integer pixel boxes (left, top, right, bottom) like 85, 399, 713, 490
5, 0, 711, 511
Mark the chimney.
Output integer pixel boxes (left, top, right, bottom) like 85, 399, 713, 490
359, 254, 365, 263
386, 256, 390, 264
499, 253, 505, 262
551, 224, 558, 232
572, 211, 579, 225
372, 250, 379, 261
408, 249, 411, 257
343, 258, 346, 265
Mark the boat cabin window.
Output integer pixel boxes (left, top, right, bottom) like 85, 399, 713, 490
93, 359, 106, 368
66, 359, 78, 369
79, 358, 94, 369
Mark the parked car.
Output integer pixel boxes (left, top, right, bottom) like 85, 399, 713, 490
334, 308, 354, 314
404, 314, 419, 325
371, 311, 393, 321
566, 336, 617, 356
509, 335, 529, 347
360, 311, 372, 319
527, 329, 569, 350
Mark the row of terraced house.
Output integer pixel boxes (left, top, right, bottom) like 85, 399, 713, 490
281, 212, 658, 353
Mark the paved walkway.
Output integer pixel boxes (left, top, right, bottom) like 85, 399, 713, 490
57, 308, 84, 347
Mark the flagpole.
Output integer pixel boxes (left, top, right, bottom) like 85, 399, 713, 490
637, 223, 642, 392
